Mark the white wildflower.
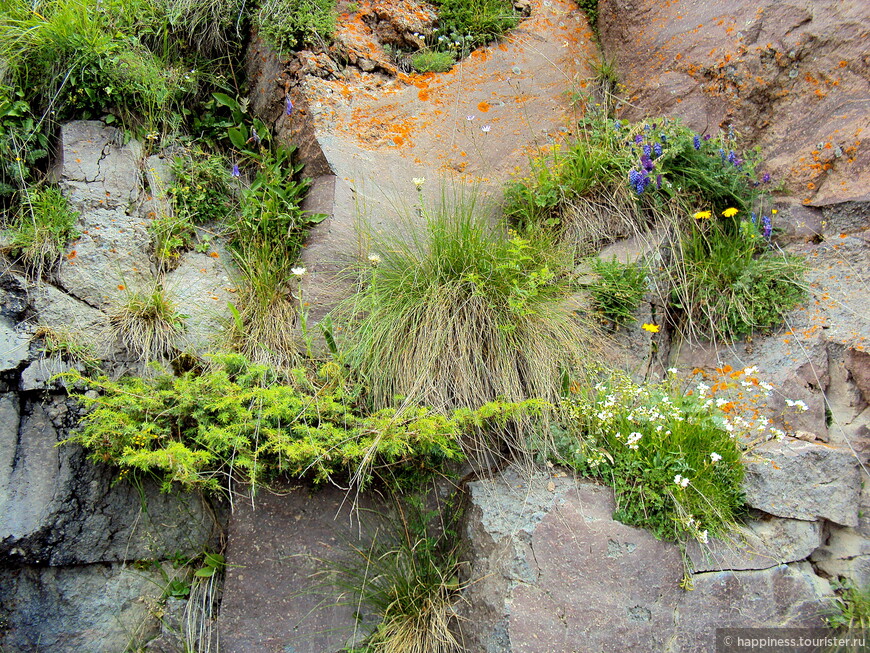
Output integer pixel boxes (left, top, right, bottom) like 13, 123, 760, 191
667, 367, 678, 375
710, 452, 722, 463
794, 400, 808, 412
674, 474, 690, 488
412, 177, 426, 190
698, 529, 709, 544
744, 366, 758, 375
696, 382, 710, 395
291, 266, 307, 277
367, 253, 382, 266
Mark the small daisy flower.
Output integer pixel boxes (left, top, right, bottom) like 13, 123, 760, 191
291, 266, 307, 277
710, 452, 722, 463
481, 124, 491, 133
367, 253, 381, 266
466, 115, 475, 121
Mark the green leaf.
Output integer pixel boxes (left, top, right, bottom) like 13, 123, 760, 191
212, 92, 240, 111
228, 127, 247, 150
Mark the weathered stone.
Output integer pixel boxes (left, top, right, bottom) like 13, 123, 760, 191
670, 563, 831, 650
163, 248, 233, 355
18, 357, 82, 392
218, 483, 379, 653
0, 562, 165, 652
58, 121, 143, 212
0, 317, 30, 372
687, 516, 822, 572
461, 469, 832, 652
0, 398, 221, 566
811, 524, 870, 587
56, 206, 153, 309
27, 279, 117, 359
743, 438, 861, 526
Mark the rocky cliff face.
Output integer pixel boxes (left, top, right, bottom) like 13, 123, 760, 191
1, 0, 869, 650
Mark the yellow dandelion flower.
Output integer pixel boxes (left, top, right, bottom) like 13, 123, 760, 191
693, 211, 712, 220
641, 323, 660, 333
722, 207, 739, 217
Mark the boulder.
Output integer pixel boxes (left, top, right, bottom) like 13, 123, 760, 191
56, 121, 152, 309
743, 438, 861, 526
0, 562, 166, 652
460, 469, 831, 652
0, 397, 221, 566
0, 317, 30, 373
687, 515, 822, 573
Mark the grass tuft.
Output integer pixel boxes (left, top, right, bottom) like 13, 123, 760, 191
344, 190, 591, 414
2, 185, 78, 278
108, 283, 187, 361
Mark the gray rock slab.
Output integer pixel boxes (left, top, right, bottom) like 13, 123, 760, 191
164, 248, 233, 355
56, 206, 153, 309
670, 563, 831, 651
812, 524, 870, 586
462, 469, 833, 653
687, 516, 822, 572
743, 438, 861, 526
0, 397, 221, 565
0, 562, 165, 653
28, 280, 116, 358
0, 317, 30, 372
218, 484, 380, 653
59, 120, 142, 212
19, 357, 82, 392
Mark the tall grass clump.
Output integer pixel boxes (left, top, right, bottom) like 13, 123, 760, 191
344, 190, 590, 415
674, 210, 806, 340
2, 185, 78, 277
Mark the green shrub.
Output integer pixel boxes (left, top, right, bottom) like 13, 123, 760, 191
63, 354, 543, 492
588, 256, 647, 327
108, 283, 187, 361
256, 0, 337, 53
411, 49, 456, 74
2, 185, 78, 276
343, 190, 590, 413
158, 0, 249, 57
556, 369, 746, 545
674, 210, 806, 340
431, 0, 520, 51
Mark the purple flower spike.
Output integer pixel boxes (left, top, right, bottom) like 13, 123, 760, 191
750, 211, 757, 225
231, 164, 240, 178
727, 150, 737, 165
693, 135, 701, 150
703, 134, 712, 141
762, 215, 772, 240
634, 134, 644, 144
762, 172, 771, 184
643, 143, 652, 157
285, 96, 294, 116
654, 143, 663, 157
656, 174, 662, 189
640, 154, 655, 172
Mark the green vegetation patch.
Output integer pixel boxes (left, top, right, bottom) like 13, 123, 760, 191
64, 354, 544, 493
506, 114, 805, 341
587, 256, 648, 327
431, 0, 520, 52
555, 369, 745, 546
256, 0, 338, 53
2, 185, 78, 276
